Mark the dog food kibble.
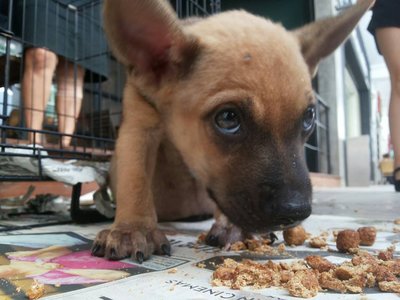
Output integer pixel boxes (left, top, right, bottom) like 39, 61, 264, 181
308, 236, 328, 249
196, 232, 207, 244
230, 241, 247, 251
378, 247, 394, 261
357, 226, 377, 246
229, 238, 288, 255
286, 269, 320, 298
378, 281, 400, 293
305, 255, 334, 272
283, 225, 307, 246
212, 245, 400, 298
26, 280, 45, 300
336, 230, 360, 252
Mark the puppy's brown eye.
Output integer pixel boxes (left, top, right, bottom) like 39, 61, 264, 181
214, 109, 241, 135
303, 106, 316, 132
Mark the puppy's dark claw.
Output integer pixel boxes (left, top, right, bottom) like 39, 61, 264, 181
205, 234, 219, 247
161, 244, 171, 256
91, 244, 102, 256
136, 251, 144, 263
269, 232, 278, 244
109, 248, 119, 261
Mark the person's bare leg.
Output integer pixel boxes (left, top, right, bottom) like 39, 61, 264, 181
55, 58, 85, 147
22, 48, 58, 144
376, 28, 400, 181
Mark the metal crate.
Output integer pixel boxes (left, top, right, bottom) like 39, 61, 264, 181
0, 0, 221, 224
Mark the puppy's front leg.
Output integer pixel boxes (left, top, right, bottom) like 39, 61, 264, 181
92, 84, 168, 262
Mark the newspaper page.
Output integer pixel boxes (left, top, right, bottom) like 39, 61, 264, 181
0, 214, 399, 300
0, 146, 108, 185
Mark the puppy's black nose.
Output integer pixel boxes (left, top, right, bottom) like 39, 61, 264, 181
274, 201, 312, 225
260, 184, 311, 225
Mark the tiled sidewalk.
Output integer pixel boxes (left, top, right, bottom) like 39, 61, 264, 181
313, 185, 400, 220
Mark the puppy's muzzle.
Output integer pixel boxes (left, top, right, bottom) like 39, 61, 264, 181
260, 184, 312, 228
212, 180, 312, 233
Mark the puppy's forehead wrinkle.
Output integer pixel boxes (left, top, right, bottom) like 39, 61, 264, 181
187, 10, 281, 42
186, 10, 303, 69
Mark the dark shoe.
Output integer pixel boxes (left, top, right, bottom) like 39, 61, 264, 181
394, 167, 400, 192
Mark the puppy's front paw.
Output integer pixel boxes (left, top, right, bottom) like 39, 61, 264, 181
205, 220, 252, 249
91, 225, 170, 263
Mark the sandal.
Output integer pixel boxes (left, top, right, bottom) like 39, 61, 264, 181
394, 167, 400, 192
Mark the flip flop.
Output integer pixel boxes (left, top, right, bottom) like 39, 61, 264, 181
394, 167, 400, 192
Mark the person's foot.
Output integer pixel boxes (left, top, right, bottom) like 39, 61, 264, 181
28, 129, 48, 145
394, 167, 400, 192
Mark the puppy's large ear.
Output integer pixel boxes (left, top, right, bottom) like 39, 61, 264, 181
293, 0, 374, 77
103, 0, 198, 81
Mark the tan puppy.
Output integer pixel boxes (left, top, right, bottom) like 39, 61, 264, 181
92, 0, 374, 262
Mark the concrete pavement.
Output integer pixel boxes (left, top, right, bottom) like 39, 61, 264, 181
313, 185, 400, 221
